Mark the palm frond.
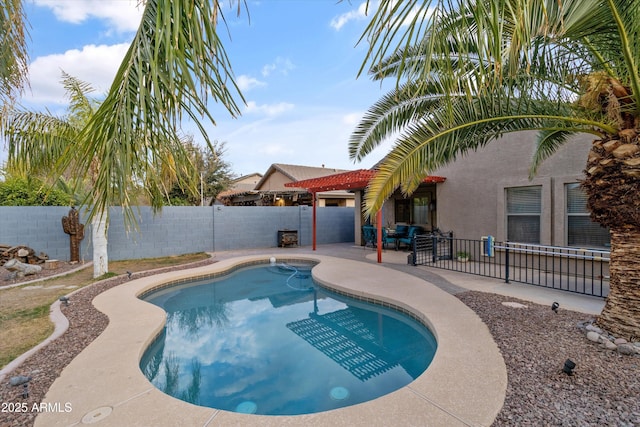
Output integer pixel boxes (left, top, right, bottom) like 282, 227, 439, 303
5, 111, 80, 177
354, 0, 636, 216
0, 0, 29, 109
603, 0, 640, 109
72, 0, 245, 221
349, 81, 444, 161
529, 130, 578, 178
60, 71, 98, 126
363, 91, 611, 215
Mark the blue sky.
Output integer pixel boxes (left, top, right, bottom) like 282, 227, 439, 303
5, 0, 397, 177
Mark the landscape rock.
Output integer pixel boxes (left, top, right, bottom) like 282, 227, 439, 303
618, 344, 636, 356
586, 331, 601, 342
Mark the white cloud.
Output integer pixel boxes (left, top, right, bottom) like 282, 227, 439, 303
261, 57, 295, 77
33, 0, 143, 33
342, 112, 363, 126
204, 107, 388, 176
330, 1, 370, 30
236, 75, 266, 92
244, 101, 294, 116
259, 143, 294, 156
330, 1, 433, 31
23, 43, 131, 105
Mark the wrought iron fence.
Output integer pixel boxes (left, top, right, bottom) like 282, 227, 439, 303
411, 234, 610, 297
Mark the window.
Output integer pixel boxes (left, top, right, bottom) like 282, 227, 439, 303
413, 196, 430, 225
394, 195, 431, 225
506, 186, 541, 243
566, 183, 610, 247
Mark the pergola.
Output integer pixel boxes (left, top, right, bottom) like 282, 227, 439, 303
285, 169, 446, 263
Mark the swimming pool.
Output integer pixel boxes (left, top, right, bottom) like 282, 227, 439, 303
140, 262, 437, 416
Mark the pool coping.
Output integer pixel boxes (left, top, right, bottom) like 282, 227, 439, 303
35, 254, 507, 427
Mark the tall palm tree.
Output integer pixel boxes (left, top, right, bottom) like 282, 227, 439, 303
3, 0, 245, 277
350, 0, 640, 340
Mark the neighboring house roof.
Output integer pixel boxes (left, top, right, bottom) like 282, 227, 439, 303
285, 169, 447, 192
217, 164, 356, 202
255, 163, 349, 191
234, 173, 262, 186
217, 172, 263, 199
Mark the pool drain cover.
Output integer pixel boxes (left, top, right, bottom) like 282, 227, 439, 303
235, 401, 257, 414
330, 386, 350, 401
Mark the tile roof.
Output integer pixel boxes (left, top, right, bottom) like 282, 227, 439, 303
285, 169, 446, 192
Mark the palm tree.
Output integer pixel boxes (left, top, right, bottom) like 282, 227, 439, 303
6, 72, 153, 276
350, 0, 640, 340
3, 0, 245, 277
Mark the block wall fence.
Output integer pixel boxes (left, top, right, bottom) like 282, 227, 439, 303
0, 206, 355, 262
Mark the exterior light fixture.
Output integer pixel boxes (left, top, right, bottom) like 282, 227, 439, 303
563, 359, 576, 375
551, 302, 559, 313
59, 296, 69, 305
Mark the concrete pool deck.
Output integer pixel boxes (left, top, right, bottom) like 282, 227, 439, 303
34, 250, 508, 427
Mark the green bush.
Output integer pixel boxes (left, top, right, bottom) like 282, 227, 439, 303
0, 177, 73, 206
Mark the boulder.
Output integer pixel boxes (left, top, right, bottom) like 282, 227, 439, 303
4, 258, 42, 277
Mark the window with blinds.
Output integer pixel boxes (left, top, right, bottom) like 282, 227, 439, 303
566, 183, 610, 247
506, 186, 541, 243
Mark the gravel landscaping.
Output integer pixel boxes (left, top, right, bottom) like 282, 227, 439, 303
458, 292, 640, 427
1, 262, 639, 427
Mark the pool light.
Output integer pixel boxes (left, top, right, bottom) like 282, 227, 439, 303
330, 386, 350, 401
235, 401, 258, 414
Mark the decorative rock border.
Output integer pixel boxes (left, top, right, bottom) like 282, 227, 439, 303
578, 320, 640, 356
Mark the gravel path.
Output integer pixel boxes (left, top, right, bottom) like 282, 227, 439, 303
1, 261, 639, 426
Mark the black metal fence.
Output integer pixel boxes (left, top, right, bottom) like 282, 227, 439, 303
411, 233, 610, 297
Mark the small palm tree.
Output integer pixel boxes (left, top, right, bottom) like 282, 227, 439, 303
3, 0, 245, 277
351, 0, 640, 339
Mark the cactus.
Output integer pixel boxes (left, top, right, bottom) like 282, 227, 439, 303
61, 207, 85, 262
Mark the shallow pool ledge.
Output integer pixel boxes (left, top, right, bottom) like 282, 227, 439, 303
35, 254, 506, 427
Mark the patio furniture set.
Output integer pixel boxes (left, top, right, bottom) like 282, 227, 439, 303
362, 224, 425, 250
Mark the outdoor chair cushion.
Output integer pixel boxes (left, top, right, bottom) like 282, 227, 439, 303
397, 225, 425, 249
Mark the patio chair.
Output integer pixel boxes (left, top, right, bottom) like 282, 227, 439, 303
396, 225, 425, 250
394, 224, 409, 239
362, 225, 397, 250
362, 225, 376, 248
380, 227, 398, 250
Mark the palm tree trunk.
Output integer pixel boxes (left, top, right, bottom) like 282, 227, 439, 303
92, 215, 108, 278
596, 228, 640, 341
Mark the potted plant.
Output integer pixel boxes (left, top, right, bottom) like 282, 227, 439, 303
456, 251, 470, 262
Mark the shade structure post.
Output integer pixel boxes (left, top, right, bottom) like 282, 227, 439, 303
376, 209, 382, 263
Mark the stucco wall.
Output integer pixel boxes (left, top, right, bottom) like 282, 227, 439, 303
432, 131, 592, 244
0, 206, 354, 262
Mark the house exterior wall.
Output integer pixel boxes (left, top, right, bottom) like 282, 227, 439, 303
0, 206, 354, 262
255, 170, 290, 191
431, 131, 593, 245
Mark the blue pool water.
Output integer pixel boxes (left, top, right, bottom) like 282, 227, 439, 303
139, 262, 437, 415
